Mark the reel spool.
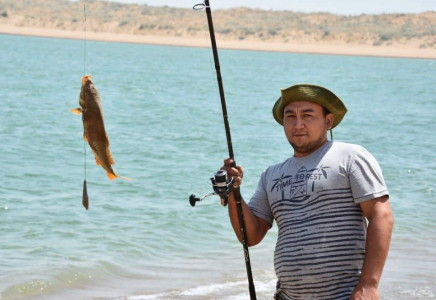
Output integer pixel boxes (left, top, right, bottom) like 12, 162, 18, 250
189, 170, 234, 207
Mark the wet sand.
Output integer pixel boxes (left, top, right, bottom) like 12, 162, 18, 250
1, 24, 436, 59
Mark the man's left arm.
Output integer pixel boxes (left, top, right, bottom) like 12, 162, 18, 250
350, 195, 394, 300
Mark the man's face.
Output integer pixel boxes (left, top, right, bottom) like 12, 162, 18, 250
283, 101, 334, 157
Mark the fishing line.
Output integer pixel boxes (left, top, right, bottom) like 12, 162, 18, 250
83, 0, 87, 181
82, 0, 89, 209
83, 0, 87, 76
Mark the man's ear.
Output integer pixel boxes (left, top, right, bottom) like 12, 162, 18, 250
326, 113, 334, 130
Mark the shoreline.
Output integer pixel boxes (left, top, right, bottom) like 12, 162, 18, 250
1, 24, 436, 59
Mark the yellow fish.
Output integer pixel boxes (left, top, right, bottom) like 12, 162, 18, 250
71, 75, 131, 181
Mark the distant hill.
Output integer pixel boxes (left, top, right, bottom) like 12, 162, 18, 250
1, 0, 435, 49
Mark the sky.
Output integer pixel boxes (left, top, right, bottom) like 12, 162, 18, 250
105, 0, 436, 15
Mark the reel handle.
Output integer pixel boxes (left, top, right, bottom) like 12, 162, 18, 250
189, 194, 200, 207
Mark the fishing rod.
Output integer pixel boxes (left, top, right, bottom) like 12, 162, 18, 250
190, 1, 257, 299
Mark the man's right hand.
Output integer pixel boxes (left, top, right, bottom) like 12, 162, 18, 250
222, 158, 271, 246
221, 158, 244, 188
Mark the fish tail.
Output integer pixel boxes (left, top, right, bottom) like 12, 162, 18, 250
106, 171, 131, 181
106, 171, 117, 180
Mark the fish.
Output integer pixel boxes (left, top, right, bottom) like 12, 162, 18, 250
71, 75, 131, 181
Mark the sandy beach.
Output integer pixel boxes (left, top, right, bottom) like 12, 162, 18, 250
1, 24, 436, 59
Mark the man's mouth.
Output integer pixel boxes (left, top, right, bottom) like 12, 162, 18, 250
293, 132, 307, 137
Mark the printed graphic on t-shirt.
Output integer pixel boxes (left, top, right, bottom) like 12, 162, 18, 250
271, 165, 330, 200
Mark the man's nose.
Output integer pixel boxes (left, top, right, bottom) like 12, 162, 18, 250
294, 116, 304, 128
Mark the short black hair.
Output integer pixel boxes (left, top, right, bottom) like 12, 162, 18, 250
322, 107, 331, 117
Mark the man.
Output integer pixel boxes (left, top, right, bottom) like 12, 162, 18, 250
221, 84, 394, 300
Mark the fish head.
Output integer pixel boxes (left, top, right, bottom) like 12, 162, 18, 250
81, 75, 93, 85
79, 76, 91, 108
79, 75, 101, 112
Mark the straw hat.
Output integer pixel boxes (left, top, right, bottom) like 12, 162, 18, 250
272, 84, 347, 128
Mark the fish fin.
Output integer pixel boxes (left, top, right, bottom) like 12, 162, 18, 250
107, 171, 117, 181
70, 108, 82, 115
95, 157, 101, 166
107, 149, 115, 165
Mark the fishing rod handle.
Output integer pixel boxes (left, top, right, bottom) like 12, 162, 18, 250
233, 187, 257, 300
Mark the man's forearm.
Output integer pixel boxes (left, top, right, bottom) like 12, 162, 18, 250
359, 211, 394, 287
227, 191, 268, 246
350, 211, 393, 299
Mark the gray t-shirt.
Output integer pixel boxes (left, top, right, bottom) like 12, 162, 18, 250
248, 141, 389, 300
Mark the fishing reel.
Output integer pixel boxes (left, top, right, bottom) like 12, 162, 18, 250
189, 170, 235, 207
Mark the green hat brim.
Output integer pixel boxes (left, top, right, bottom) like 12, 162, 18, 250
272, 84, 347, 128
